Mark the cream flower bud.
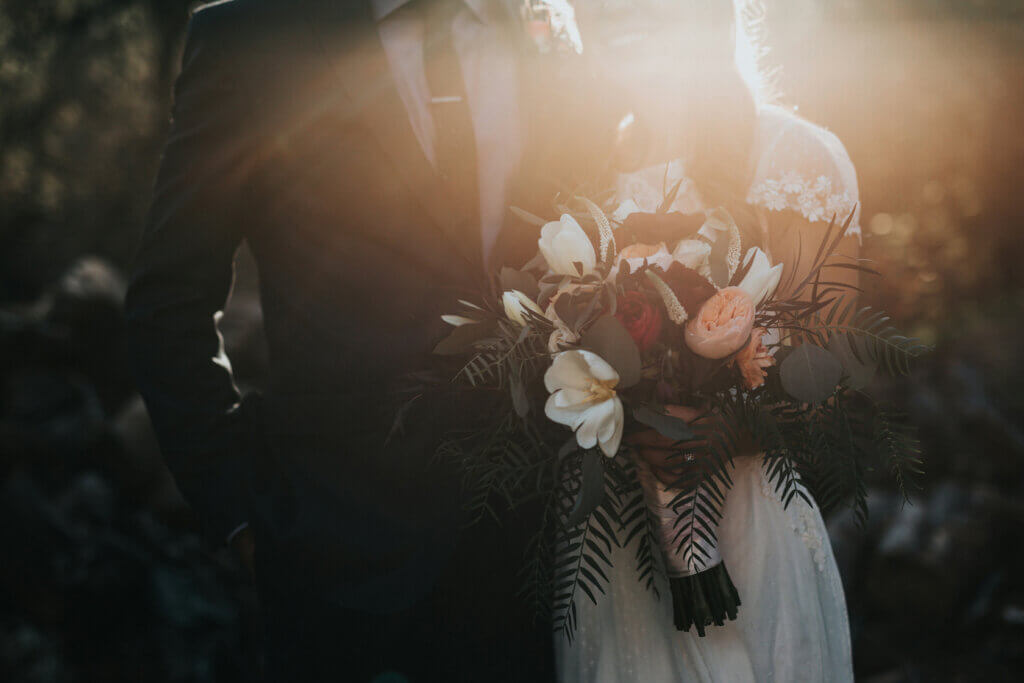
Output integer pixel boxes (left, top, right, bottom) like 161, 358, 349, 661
502, 290, 545, 326
737, 247, 784, 307
538, 214, 597, 277
441, 314, 477, 327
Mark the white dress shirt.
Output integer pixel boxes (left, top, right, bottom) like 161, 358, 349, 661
373, 0, 523, 262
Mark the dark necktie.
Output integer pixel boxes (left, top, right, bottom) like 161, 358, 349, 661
423, 0, 481, 264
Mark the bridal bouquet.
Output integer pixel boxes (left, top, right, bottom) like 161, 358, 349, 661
425, 186, 926, 638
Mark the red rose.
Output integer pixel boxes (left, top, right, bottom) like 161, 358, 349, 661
615, 291, 663, 352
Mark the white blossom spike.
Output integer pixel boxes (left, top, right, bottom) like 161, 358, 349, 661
577, 196, 616, 264
726, 222, 742, 282
645, 270, 689, 325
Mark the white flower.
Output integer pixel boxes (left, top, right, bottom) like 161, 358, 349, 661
671, 239, 712, 272
441, 314, 477, 327
544, 350, 625, 458
538, 214, 597, 277
502, 290, 545, 326
737, 247, 784, 307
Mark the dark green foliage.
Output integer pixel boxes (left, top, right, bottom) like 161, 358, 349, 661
435, 206, 927, 640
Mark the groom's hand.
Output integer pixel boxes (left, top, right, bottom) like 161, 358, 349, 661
229, 526, 256, 579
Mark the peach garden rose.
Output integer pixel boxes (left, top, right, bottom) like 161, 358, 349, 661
684, 286, 755, 359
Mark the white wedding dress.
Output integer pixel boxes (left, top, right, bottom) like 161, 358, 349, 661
555, 105, 859, 683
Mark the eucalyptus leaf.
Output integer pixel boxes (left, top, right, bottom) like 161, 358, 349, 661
566, 450, 606, 527
828, 333, 876, 391
580, 315, 642, 388
510, 205, 548, 227
511, 372, 529, 417
522, 251, 549, 273
779, 343, 843, 404
632, 404, 696, 442
538, 282, 559, 307
554, 289, 583, 330
500, 267, 539, 300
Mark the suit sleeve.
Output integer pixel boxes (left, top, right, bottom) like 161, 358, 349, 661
124, 11, 257, 544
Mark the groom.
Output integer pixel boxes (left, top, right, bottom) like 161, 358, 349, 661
125, 0, 558, 680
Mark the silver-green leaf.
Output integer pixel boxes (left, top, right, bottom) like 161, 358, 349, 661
780, 343, 843, 404
828, 333, 876, 391
580, 315, 642, 388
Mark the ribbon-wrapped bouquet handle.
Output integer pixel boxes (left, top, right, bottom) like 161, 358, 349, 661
634, 452, 741, 636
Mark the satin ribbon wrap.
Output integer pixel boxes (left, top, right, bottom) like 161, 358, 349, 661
634, 454, 741, 636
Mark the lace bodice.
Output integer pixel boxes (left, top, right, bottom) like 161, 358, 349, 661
616, 105, 862, 237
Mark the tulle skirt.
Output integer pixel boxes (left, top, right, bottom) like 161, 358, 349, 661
555, 455, 853, 683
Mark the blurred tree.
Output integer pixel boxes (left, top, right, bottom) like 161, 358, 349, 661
0, 0, 194, 301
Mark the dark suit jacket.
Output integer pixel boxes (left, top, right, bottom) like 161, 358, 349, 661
125, 0, 547, 620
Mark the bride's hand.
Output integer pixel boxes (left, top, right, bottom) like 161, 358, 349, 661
627, 405, 756, 485
627, 405, 710, 486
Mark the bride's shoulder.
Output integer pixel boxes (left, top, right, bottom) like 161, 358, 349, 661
747, 105, 861, 231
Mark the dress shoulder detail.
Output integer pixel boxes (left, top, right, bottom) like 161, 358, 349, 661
746, 105, 861, 236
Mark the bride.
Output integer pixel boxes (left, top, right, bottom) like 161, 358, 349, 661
555, 2, 859, 681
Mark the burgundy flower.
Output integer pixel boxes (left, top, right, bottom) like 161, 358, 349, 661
615, 291, 664, 352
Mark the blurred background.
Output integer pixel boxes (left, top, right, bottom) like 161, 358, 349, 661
1, 0, 1023, 680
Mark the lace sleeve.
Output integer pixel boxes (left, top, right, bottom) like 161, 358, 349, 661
746, 106, 861, 238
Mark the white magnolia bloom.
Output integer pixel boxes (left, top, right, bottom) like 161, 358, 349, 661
502, 290, 545, 326
441, 314, 477, 327
544, 350, 625, 458
737, 247, 784, 307
672, 239, 712, 274
538, 214, 597, 277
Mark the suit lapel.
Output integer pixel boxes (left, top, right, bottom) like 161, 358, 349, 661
306, 2, 482, 269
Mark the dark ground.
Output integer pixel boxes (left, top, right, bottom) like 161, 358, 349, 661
1, 1, 1024, 681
